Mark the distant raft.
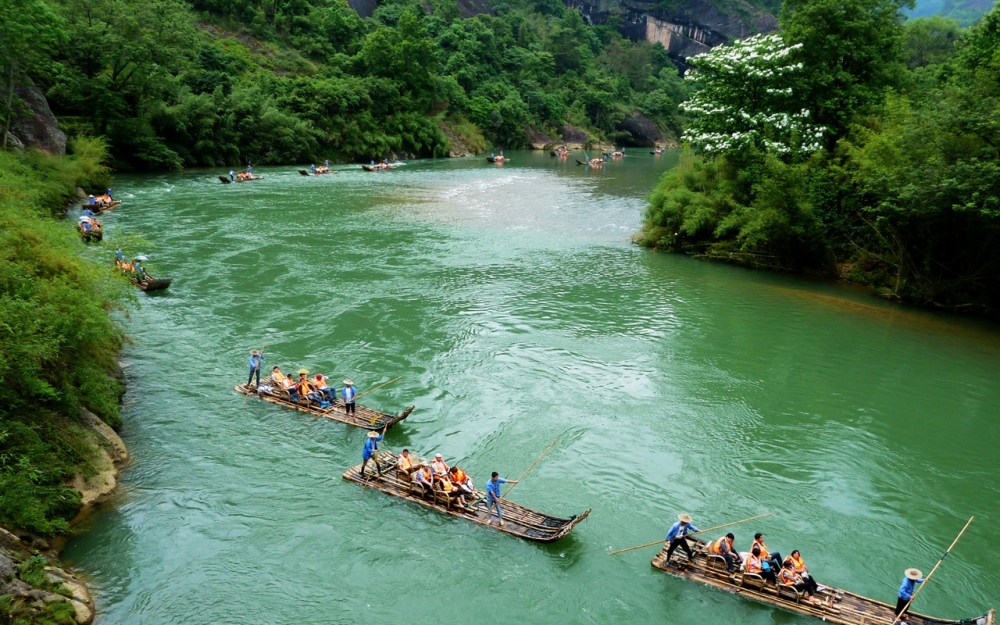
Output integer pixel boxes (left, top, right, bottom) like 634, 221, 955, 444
80, 200, 121, 214
343, 452, 590, 543
131, 276, 171, 291
650, 540, 995, 625
77, 222, 103, 243
234, 383, 412, 431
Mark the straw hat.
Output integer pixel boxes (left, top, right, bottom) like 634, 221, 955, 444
251, 349, 258, 355
435, 453, 443, 459
678, 513, 693, 523
905, 568, 923, 580
298, 369, 309, 374
367, 431, 380, 438
343, 379, 353, 386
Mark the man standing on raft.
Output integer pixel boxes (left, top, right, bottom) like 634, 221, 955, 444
343, 379, 357, 415
664, 513, 700, 564
247, 349, 264, 388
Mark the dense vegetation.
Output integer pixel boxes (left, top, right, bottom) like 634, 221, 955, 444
638, 0, 1000, 313
0, 140, 128, 535
1, 0, 688, 170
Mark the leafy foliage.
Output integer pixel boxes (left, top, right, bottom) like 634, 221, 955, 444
14, 0, 688, 168
0, 144, 127, 534
641, 0, 1000, 312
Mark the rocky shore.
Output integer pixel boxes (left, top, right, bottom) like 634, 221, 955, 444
0, 409, 128, 625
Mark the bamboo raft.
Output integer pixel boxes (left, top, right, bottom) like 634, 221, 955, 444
299, 169, 338, 176
362, 165, 391, 171
343, 452, 590, 542
219, 175, 264, 183
130, 276, 171, 291
577, 159, 604, 167
651, 540, 994, 625
77, 223, 103, 242
486, 156, 506, 163
80, 200, 121, 213
234, 383, 412, 430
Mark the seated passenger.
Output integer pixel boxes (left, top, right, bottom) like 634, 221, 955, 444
747, 546, 777, 583
436, 476, 468, 507
312, 374, 336, 402
784, 550, 819, 595
751, 533, 783, 574
297, 371, 329, 408
779, 560, 820, 602
412, 464, 433, 496
709, 533, 741, 572
448, 466, 474, 497
270, 366, 285, 385
430, 454, 449, 480
397, 449, 415, 477
280, 374, 299, 402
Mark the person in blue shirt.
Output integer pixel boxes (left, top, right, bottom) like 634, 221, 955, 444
246, 164, 253, 174
247, 349, 264, 388
485, 472, 519, 527
895, 568, 924, 618
88, 195, 96, 205
342, 379, 357, 415
310, 164, 316, 173
360, 427, 387, 479
664, 513, 700, 563
324, 160, 330, 168
106, 187, 113, 199
229, 170, 235, 181
81, 208, 94, 217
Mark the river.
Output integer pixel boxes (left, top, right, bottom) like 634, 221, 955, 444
62, 151, 1000, 624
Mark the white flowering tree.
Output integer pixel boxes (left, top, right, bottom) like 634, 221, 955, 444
681, 34, 824, 156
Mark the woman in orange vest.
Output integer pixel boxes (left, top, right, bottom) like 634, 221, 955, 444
752, 533, 783, 574
747, 546, 777, 583
784, 550, 819, 595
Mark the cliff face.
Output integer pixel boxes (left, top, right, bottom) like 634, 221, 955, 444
565, 0, 776, 59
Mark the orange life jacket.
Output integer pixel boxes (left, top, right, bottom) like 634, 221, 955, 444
398, 455, 413, 470
747, 553, 764, 574
779, 568, 797, 584
753, 539, 769, 559
710, 537, 729, 555
451, 468, 467, 484
788, 555, 806, 573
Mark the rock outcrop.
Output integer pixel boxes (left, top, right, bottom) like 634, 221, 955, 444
614, 112, 667, 147
7, 77, 67, 155
565, 0, 777, 60
0, 528, 96, 625
0, 408, 129, 624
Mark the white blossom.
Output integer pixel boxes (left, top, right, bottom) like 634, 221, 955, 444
680, 34, 824, 155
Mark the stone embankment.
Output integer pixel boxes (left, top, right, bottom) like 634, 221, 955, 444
0, 409, 129, 625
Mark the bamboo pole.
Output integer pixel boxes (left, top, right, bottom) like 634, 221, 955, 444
477, 437, 561, 526
356, 376, 401, 400
242, 342, 266, 404
608, 512, 777, 556
890, 516, 974, 625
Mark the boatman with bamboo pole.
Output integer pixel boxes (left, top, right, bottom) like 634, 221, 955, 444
485, 472, 519, 527
360, 426, 387, 479
343, 379, 357, 415
895, 569, 924, 620
247, 349, 264, 389
664, 513, 700, 564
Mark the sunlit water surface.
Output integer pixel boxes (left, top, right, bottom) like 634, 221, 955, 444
63, 151, 1000, 624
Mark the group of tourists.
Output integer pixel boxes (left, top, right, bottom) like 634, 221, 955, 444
114, 248, 147, 281
310, 160, 333, 174
664, 513, 927, 619
229, 166, 255, 181
552, 146, 569, 158
490, 151, 506, 163
246, 351, 358, 413
86, 188, 115, 207
78, 209, 102, 235
360, 436, 517, 526
368, 158, 392, 170
608, 148, 626, 158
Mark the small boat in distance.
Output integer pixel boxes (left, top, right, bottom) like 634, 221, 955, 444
131, 276, 172, 291
343, 452, 590, 543
234, 383, 412, 430
650, 539, 994, 625
77, 219, 102, 243
80, 200, 121, 214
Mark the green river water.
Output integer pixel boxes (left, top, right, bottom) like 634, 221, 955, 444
62, 151, 1000, 624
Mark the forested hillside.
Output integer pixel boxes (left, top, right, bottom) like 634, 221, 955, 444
638, 0, 1000, 313
1, 0, 690, 169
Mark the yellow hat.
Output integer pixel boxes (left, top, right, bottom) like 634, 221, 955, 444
678, 513, 693, 523
298, 369, 309, 374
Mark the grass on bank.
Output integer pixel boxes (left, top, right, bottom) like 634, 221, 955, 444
0, 138, 129, 536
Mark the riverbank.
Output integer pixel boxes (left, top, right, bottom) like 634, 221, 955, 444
0, 145, 130, 625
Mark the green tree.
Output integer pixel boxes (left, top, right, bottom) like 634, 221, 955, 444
780, 0, 910, 140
